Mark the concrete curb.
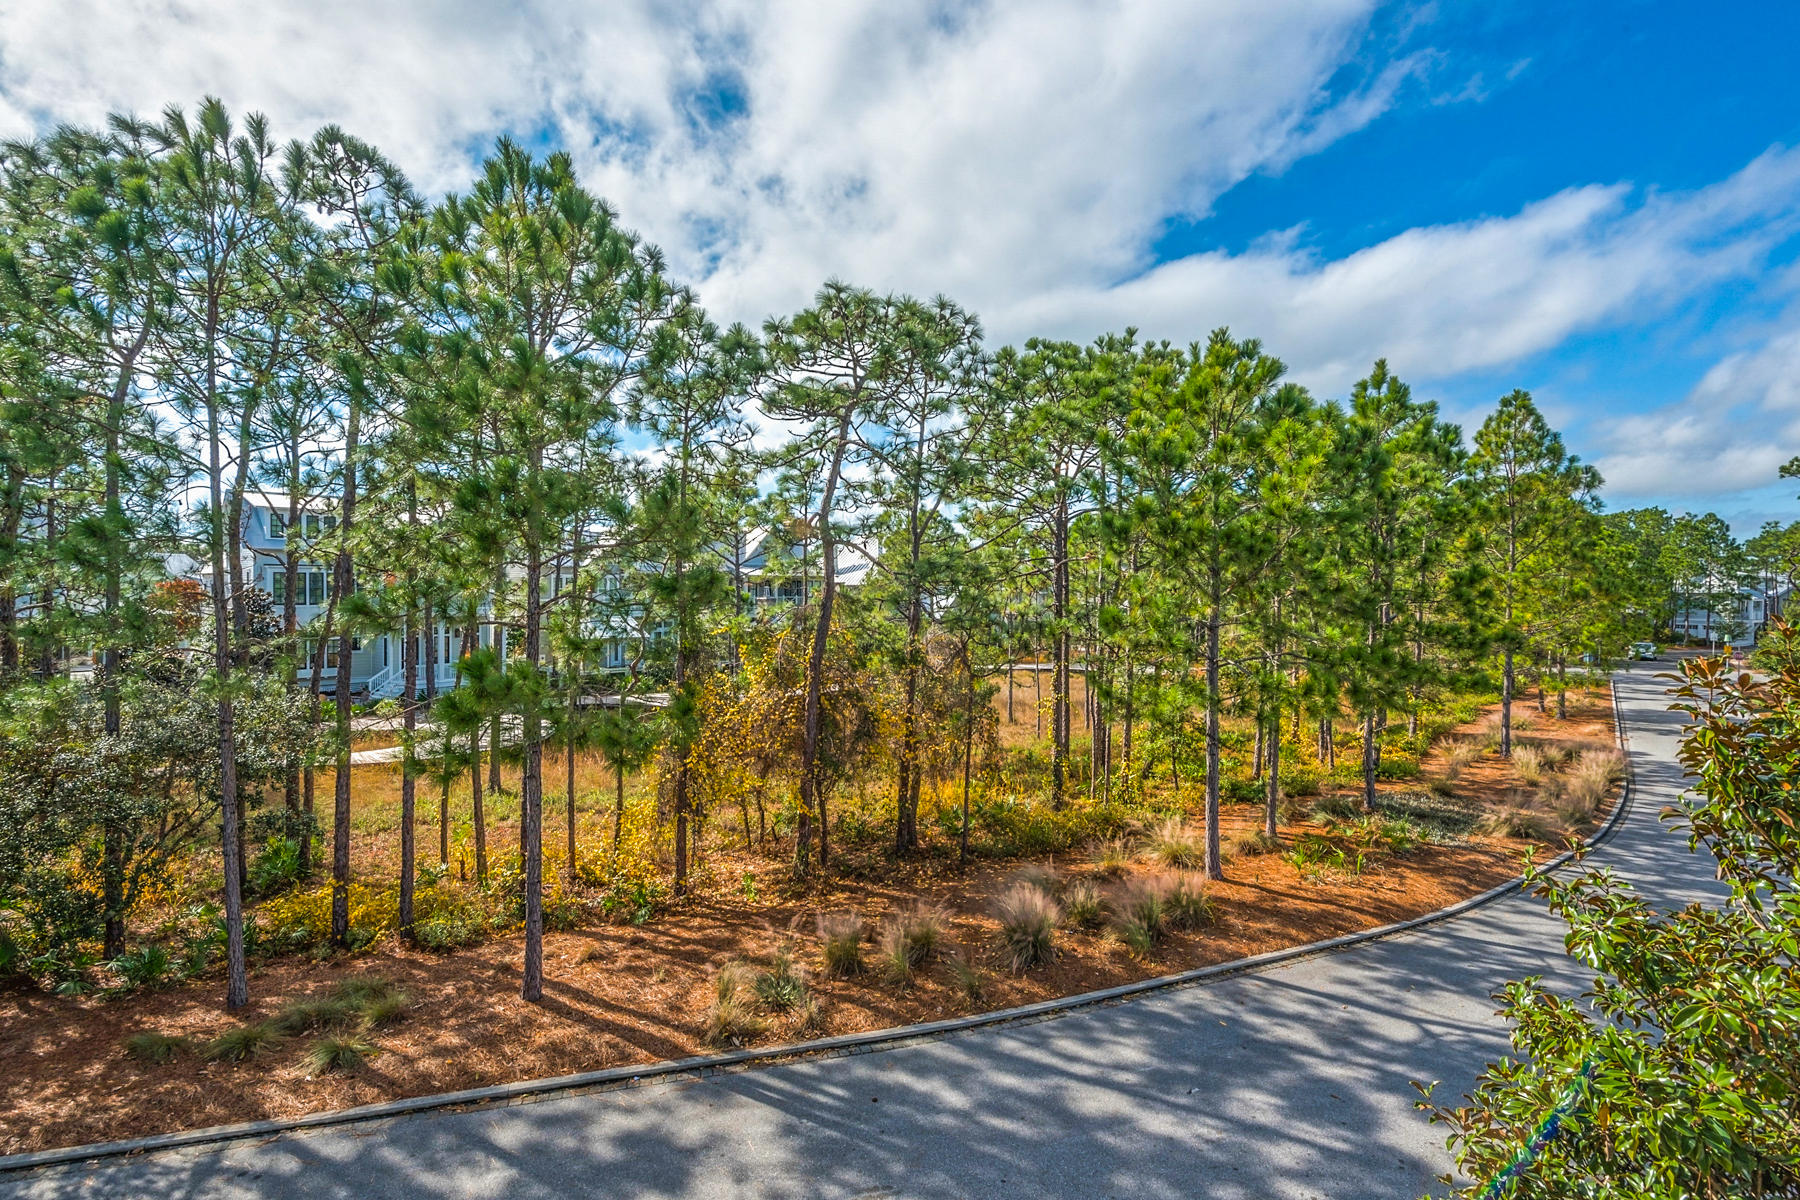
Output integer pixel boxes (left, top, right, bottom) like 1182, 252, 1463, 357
0, 683, 1640, 1177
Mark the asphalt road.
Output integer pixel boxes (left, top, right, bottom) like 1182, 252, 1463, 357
2, 669, 1721, 1199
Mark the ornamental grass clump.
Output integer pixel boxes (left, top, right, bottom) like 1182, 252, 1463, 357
1092, 838, 1133, 878
704, 964, 766, 1047
1474, 805, 1553, 842
1443, 740, 1481, 781
1147, 818, 1203, 869
1060, 881, 1106, 929
946, 950, 986, 1003
993, 883, 1058, 973
1227, 829, 1280, 858
123, 1031, 190, 1065
1161, 873, 1216, 930
816, 910, 863, 979
269, 996, 359, 1036
304, 1034, 377, 1075
203, 1022, 282, 1063
1512, 744, 1548, 785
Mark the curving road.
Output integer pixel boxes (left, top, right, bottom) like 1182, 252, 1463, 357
1, 670, 1722, 1199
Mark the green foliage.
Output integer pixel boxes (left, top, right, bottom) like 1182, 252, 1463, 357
249, 836, 304, 898
269, 996, 359, 1036
304, 1035, 377, 1075
108, 944, 170, 990
202, 1023, 282, 1063
123, 1031, 191, 1065
1423, 649, 1800, 1196
753, 949, 810, 1013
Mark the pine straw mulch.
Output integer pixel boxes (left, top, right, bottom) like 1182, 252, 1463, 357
0, 688, 1620, 1155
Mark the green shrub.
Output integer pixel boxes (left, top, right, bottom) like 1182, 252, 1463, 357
249, 836, 304, 897
109, 944, 170, 990
1223, 776, 1263, 804
1375, 752, 1421, 780
753, 949, 810, 1013
1423, 655, 1796, 1195
1279, 765, 1323, 797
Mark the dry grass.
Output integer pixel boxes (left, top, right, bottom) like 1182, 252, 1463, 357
704, 964, 767, 1047
1556, 749, 1624, 824
1475, 805, 1553, 841
1511, 744, 1547, 785
1060, 881, 1106, 929
1092, 838, 1133, 878
1146, 818, 1203, 869
993, 883, 1059, 973
1443, 739, 1481, 780
816, 910, 863, 979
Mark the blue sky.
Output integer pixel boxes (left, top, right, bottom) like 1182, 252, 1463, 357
2, 0, 1796, 531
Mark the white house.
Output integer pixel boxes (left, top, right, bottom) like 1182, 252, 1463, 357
1673, 583, 1791, 649
189, 496, 876, 700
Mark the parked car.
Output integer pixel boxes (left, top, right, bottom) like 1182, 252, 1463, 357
1629, 641, 1660, 660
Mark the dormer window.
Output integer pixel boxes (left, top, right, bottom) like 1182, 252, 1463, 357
269, 510, 288, 539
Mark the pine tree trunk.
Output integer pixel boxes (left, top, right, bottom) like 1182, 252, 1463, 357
520, 476, 545, 1003
329, 398, 360, 950
796, 411, 852, 877
1204, 560, 1224, 880
399, 610, 418, 937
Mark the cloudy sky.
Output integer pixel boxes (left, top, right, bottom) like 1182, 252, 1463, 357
3, 1, 1796, 529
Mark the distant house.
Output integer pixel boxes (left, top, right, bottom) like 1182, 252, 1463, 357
173, 499, 876, 700
1673, 583, 1792, 649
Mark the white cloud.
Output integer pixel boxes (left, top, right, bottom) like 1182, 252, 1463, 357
1593, 322, 1800, 503
0, 0, 1407, 323
1004, 146, 1800, 388
4, 0, 1799, 454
